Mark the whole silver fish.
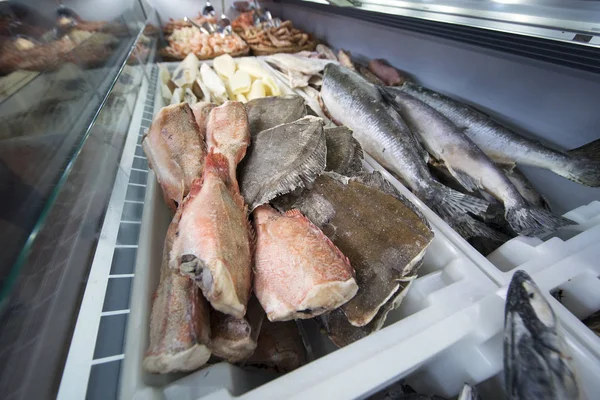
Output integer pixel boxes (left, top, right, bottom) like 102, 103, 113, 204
321, 64, 488, 221
382, 89, 572, 236
504, 270, 580, 400
391, 82, 600, 187
503, 167, 550, 211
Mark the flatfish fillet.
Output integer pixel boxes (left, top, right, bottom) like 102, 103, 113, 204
285, 172, 433, 327
143, 210, 211, 373
245, 95, 306, 135
324, 126, 364, 176
142, 103, 205, 210
321, 276, 415, 347
239, 116, 326, 211
209, 297, 264, 362
246, 320, 307, 372
206, 101, 250, 189
171, 151, 253, 318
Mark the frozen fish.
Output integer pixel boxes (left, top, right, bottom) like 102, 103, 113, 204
239, 116, 326, 211
142, 103, 206, 210
504, 270, 580, 400
391, 82, 600, 187
206, 101, 250, 189
246, 320, 307, 372
209, 297, 264, 362
171, 151, 253, 318
503, 166, 550, 211
324, 126, 364, 175
321, 64, 489, 227
382, 88, 572, 236
582, 310, 600, 338
245, 95, 306, 135
336, 49, 356, 71
368, 59, 406, 86
253, 204, 358, 321
143, 210, 211, 373
284, 172, 433, 326
321, 277, 414, 347
191, 101, 215, 137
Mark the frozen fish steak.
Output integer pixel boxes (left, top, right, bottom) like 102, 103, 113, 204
239, 116, 326, 211
144, 210, 211, 373
289, 173, 433, 327
171, 151, 253, 318
142, 103, 206, 210
253, 204, 358, 321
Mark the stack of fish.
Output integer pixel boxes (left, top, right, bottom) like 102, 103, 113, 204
141, 94, 434, 375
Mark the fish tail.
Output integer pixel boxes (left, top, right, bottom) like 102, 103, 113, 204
429, 182, 489, 218
448, 214, 510, 242
562, 139, 600, 187
505, 206, 574, 236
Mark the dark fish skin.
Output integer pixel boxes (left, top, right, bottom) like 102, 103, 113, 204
582, 310, 600, 338
382, 88, 573, 236
245, 95, 306, 136
321, 64, 488, 222
504, 270, 580, 400
391, 82, 600, 187
245, 319, 307, 372
324, 126, 365, 176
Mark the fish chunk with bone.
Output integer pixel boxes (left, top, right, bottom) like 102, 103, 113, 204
280, 171, 434, 327
246, 319, 307, 372
382, 89, 573, 236
142, 103, 206, 211
504, 270, 580, 400
144, 209, 211, 373
253, 204, 358, 321
171, 150, 253, 318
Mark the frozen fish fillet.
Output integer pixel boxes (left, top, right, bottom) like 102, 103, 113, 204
324, 126, 364, 176
239, 116, 326, 211
171, 151, 253, 318
246, 320, 307, 372
209, 297, 264, 362
143, 210, 211, 373
142, 103, 206, 210
206, 101, 250, 188
253, 204, 358, 321
284, 172, 433, 327
321, 276, 415, 347
245, 95, 306, 135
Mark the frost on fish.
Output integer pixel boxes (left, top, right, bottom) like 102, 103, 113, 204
253, 205, 358, 321
209, 297, 264, 363
504, 271, 580, 400
245, 95, 306, 136
324, 126, 364, 176
171, 151, 253, 318
143, 210, 211, 373
246, 320, 307, 372
206, 101, 250, 190
191, 101, 215, 140
142, 103, 206, 210
239, 116, 327, 211
286, 172, 433, 327
321, 276, 415, 347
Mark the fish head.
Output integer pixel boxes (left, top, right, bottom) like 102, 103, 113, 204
505, 270, 556, 334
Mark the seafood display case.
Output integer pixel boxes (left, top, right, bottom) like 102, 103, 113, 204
1, 0, 599, 399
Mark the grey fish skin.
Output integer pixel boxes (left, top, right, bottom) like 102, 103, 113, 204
503, 166, 551, 211
383, 89, 572, 236
391, 82, 600, 187
245, 95, 306, 136
321, 64, 488, 220
504, 270, 580, 400
324, 126, 365, 176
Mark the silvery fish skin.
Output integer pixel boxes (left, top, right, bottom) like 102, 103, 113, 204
239, 116, 327, 211
503, 166, 550, 211
284, 172, 433, 327
382, 89, 572, 236
143, 210, 211, 373
321, 64, 488, 222
392, 82, 600, 187
504, 270, 580, 400
245, 95, 306, 136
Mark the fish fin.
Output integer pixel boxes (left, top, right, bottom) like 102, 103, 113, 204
204, 150, 232, 186
446, 166, 481, 192
284, 209, 304, 217
505, 206, 575, 236
561, 139, 600, 187
449, 214, 510, 242
429, 182, 489, 218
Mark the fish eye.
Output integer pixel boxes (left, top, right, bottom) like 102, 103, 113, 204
529, 293, 534, 299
